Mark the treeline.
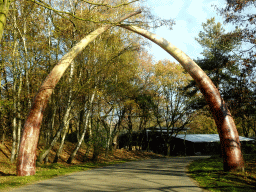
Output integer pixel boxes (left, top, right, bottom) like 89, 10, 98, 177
0, 0, 192, 163
0, 0, 255, 164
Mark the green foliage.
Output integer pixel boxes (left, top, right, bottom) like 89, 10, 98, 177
196, 17, 241, 58
195, 17, 241, 90
0, 99, 13, 110
188, 109, 218, 134
152, 60, 195, 128
242, 143, 256, 154
185, 17, 256, 136
0, 0, 10, 42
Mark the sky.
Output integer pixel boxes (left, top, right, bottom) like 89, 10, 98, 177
141, 0, 236, 63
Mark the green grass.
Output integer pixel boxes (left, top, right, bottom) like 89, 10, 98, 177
188, 154, 256, 192
0, 160, 127, 191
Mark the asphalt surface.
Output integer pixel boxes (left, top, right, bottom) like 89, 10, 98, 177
9, 156, 209, 192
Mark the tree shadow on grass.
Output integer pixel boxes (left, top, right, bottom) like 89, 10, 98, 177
203, 185, 256, 192
0, 145, 10, 159
0, 171, 16, 176
189, 169, 256, 191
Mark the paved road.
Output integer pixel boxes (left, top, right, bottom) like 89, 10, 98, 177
9, 156, 209, 192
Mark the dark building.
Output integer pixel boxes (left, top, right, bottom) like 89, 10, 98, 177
168, 134, 254, 155
118, 126, 189, 154
118, 128, 255, 156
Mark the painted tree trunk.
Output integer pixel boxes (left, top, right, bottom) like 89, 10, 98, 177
120, 25, 244, 172
16, 10, 141, 176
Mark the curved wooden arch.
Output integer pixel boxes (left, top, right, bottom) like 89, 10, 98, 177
17, 14, 244, 176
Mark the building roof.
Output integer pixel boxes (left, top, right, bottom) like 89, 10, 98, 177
176, 134, 255, 143
146, 126, 189, 132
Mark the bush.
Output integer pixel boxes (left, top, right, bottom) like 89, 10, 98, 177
242, 143, 256, 154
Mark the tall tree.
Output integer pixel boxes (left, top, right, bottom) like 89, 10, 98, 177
218, 0, 256, 71
188, 109, 218, 134
152, 60, 195, 156
216, 1, 256, 137
223, 71, 256, 137
217, 0, 256, 138
194, 17, 241, 92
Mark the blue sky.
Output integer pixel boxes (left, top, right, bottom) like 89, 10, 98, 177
142, 0, 236, 63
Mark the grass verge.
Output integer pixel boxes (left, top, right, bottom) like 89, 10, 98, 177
188, 154, 256, 192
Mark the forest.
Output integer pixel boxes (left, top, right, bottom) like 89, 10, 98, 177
0, 0, 256, 176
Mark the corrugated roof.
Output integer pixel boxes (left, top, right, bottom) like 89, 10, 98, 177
176, 134, 255, 143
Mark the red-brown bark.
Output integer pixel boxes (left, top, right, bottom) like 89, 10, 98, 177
120, 25, 244, 172
16, 10, 141, 176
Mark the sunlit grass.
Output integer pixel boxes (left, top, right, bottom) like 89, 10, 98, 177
188, 154, 256, 192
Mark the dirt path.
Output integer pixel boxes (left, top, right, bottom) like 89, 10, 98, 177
9, 156, 209, 192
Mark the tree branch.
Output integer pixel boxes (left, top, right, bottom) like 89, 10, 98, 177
81, 0, 139, 8
29, 0, 140, 24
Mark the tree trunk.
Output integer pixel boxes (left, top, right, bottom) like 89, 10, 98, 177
98, 107, 114, 157
53, 61, 74, 163
0, 49, 4, 144
111, 108, 126, 150
11, 67, 17, 163
1, 58, 11, 144
105, 110, 114, 157
16, 59, 23, 160
76, 107, 85, 142
15, 15, 31, 109
39, 102, 72, 164
92, 117, 100, 162
52, 104, 73, 163
120, 25, 244, 172
67, 90, 96, 164
45, 104, 57, 163
17, 10, 141, 176
10, 115, 17, 163
10, 20, 19, 163
166, 143, 171, 157
127, 106, 133, 151
0, 0, 10, 42
1, 126, 6, 144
